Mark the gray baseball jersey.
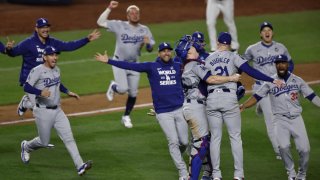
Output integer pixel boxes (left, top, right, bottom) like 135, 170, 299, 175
107, 20, 155, 62
244, 40, 292, 156
255, 73, 313, 179
204, 51, 245, 179
243, 41, 292, 80
23, 64, 85, 170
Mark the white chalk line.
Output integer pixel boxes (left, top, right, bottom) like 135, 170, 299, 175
1, 80, 320, 126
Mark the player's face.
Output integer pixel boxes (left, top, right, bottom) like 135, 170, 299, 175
127, 8, 140, 24
260, 27, 273, 44
158, 49, 172, 62
36, 26, 50, 39
44, 53, 59, 69
276, 61, 289, 78
187, 46, 199, 59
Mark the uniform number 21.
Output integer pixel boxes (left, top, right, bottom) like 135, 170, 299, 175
215, 66, 229, 76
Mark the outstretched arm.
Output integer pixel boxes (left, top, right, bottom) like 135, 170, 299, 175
240, 94, 261, 112
87, 29, 101, 42
97, 1, 119, 28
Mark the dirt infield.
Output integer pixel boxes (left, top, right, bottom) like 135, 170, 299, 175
0, 0, 319, 123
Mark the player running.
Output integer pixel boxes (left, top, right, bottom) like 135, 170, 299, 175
95, 42, 188, 180
20, 46, 92, 176
243, 21, 294, 160
240, 54, 320, 180
97, 0, 155, 128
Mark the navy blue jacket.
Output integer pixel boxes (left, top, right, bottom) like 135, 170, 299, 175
0, 41, 5, 54
7, 31, 89, 85
108, 57, 184, 114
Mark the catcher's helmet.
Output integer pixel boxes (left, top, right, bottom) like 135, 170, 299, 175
174, 35, 193, 61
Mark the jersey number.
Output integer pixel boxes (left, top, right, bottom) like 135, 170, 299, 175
290, 92, 298, 101
214, 66, 229, 76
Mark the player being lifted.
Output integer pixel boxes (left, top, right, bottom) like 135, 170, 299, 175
97, 1, 155, 128
240, 54, 320, 180
204, 32, 283, 180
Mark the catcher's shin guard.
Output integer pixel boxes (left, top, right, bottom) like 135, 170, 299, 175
189, 135, 210, 180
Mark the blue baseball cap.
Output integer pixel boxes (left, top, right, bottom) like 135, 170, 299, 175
260, 21, 273, 32
274, 54, 288, 63
158, 42, 173, 52
36, 18, 51, 28
192, 31, 205, 43
218, 32, 231, 45
43, 46, 60, 55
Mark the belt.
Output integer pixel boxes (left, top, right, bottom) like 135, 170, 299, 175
208, 88, 230, 93
186, 99, 205, 104
36, 104, 58, 110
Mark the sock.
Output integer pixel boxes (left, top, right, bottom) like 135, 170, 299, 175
124, 96, 136, 116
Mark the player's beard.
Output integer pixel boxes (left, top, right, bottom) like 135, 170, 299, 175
277, 68, 288, 79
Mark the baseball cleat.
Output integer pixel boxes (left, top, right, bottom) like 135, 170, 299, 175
178, 177, 188, 180
17, 95, 28, 117
234, 177, 244, 180
147, 108, 156, 116
276, 155, 282, 160
21, 140, 30, 164
121, 115, 133, 128
78, 160, 93, 176
106, 80, 116, 101
213, 178, 222, 180
46, 144, 55, 148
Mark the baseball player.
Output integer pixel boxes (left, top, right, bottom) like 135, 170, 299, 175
240, 54, 320, 180
191, 31, 210, 61
95, 42, 189, 180
243, 21, 294, 160
5, 18, 100, 117
175, 36, 241, 180
20, 46, 92, 176
97, 1, 155, 128
206, 0, 239, 52
0, 41, 5, 54
204, 32, 283, 180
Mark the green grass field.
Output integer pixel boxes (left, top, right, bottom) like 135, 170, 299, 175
0, 86, 319, 179
0, 10, 320, 105
0, 10, 320, 179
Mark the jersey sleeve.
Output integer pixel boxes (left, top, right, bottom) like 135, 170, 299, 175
6, 39, 30, 57
106, 20, 122, 33
52, 37, 89, 51
26, 66, 41, 86
0, 41, 5, 53
299, 77, 314, 98
145, 26, 156, 46
255, 82, 271, 98
234, 54, 248, 68
193, 64, 210, 80
108, 59, 151, 72
243, 46, 253, 61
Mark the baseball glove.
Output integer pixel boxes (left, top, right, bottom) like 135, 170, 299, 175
236, 82, 245, 101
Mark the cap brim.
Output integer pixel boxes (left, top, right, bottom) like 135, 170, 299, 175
159, 47, 173, 52
37, 24, 51, 28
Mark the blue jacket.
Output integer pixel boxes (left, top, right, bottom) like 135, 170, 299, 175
0, 41, 5, 54
6, 31, 89, 85
108, 57, 184, 114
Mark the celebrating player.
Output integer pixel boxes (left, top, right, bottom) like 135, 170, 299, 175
0, 41, 5, 54
97, 0, 155, 128
240, 54, 320, 180
95, 42, 188, 180
204, 32, 283, 180
175, 36, 241, 180
206, 0, 239, 52
243, 21, 294, 160
5, 18, 101, 117
20, 46, 92, 176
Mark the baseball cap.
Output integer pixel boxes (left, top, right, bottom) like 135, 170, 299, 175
274, 54, 288, 63
158, 42, 173, 52
218, 32, 231, 45
192, 31, 205, 43
260, 21, 273, 32
36, 18, 51, 28
43, 46, 60, 55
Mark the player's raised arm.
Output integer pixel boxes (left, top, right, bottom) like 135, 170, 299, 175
97, 1, 119, 28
